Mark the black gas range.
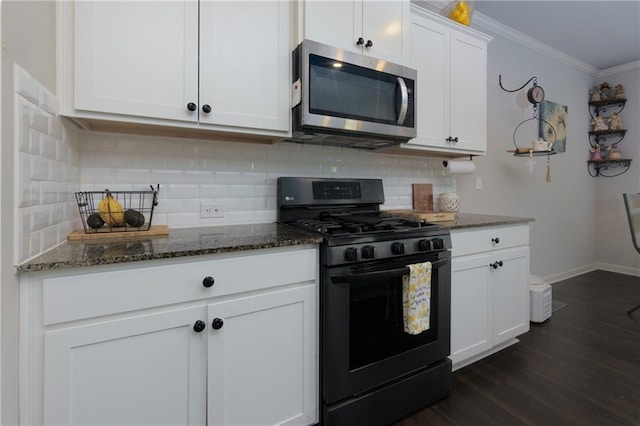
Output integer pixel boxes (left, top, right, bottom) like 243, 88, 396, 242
278, 177, 452, 426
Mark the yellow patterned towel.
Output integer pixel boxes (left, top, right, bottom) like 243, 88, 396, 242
402, 262, 432, 335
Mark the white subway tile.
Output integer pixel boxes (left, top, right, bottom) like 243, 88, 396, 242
226, 211, 254, 224
41, 134, 57, 160
214, 171, 242, 184
30, 155, 49, 181
253, 210, 277, 223
17, 209, 30, 262
41, 181, 59, 204
30, 110, 50, 134
31, 206, 51, 232
228, 185, 255, 197
50, 118, 64, 140
16, 99, 31, 153
199, 184, 228, 198
40, 226, 58, 253
155, 198, 185, 214
28, 232, 41, 261
166, 184, 199, 199
15, 65, 39, 104
81, 167, 115, 184
216, 197, 244, 209
151, 169, 183, 184
40, 87, 57, 116
167, 213, 201, 228
184, 170, 214, 184
133, 154, 168, 169
114, 168, 152, 184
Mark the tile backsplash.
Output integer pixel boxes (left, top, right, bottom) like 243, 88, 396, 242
80, 133, 457, 228
14, 69, 457, 263
14, 65, 80, 263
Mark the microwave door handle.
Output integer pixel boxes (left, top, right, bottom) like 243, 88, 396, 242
396, 77, 409, 125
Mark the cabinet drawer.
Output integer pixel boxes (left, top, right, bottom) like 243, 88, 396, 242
451, 225, 529, 257
43, 248, 318, 325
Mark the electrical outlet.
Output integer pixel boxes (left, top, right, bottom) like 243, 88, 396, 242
476, 176, 483, 190
201, 204, 224, 218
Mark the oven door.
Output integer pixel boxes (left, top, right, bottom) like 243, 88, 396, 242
322, 250, 451, 405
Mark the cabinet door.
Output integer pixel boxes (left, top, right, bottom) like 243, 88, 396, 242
408, 14, 450, 149
362, 0, 410, 63
491, 246, 530, 345
451, 253, 493, 364
199, 0, 290, 131
208, 284, 317, 426
305, 0, 361, 55
74, 1, 199, 122
43, 306, 207, 425
449, 30, 488, 152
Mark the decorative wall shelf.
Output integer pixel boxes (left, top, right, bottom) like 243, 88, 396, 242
587, 159, 632, 177
587, 90, 630, 177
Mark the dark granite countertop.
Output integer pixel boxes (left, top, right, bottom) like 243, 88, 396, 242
437, 212, 534, 230
17, 214, 532, 273
17, 223, 322, 273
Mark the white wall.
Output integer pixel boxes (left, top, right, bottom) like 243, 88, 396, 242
594, 68, 640, 275
456, 24, 599, 282
1, 2, 56, 424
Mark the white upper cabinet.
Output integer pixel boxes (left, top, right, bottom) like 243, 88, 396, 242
402, 6, 491, 156
73, 1, 199, 123
61, 0, 290, 137
302, 0, 410, 65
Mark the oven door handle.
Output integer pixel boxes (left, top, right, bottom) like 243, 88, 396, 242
331, 258, 448, 284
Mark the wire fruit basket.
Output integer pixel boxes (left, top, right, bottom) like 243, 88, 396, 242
75, 185, 159, 234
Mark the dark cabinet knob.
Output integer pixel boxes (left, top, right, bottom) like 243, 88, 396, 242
202, 104, 212, 113
492, 237, 500, 244
490, 261, 504, 269
187, 102, 197, 112
202, 276, 215, 288
365, 40, 373, 48
211, 318, 224, 330
193, 320, 206, 332
356, 37, 365, 46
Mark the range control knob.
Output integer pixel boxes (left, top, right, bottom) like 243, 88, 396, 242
432, 238, 444, 250
391, 242, 405, 255
361, 245, 375, 259
418, 239, 432, 251
344, 247, 358, 262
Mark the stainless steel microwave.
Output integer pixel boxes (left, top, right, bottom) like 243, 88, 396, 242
287, 39, 417, 149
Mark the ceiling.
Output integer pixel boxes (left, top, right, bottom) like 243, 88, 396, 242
471, 1, 640, 71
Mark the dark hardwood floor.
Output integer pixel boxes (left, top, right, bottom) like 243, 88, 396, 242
396, 270, 640, 426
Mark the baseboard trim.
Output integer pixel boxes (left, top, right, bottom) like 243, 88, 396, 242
543, 263, 599, 284
596, 262, 640, 278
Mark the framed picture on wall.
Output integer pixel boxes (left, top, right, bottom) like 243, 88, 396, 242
539, 100, 568, 153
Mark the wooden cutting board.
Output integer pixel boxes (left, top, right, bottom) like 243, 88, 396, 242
412, 184, 433, 211
68, 225, 169, 241
385, 209, 456, 222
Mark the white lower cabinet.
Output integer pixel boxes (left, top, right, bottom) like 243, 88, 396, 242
450, 225, 530, 370
44, 305, 208, 425
20, 247, 318, 426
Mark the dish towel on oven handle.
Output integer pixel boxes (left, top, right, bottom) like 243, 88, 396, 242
402, 262, 432, 335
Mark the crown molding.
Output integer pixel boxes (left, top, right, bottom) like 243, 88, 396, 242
598, 61, 640, 78
411, 1, 636, 78
471, 12, 600, 77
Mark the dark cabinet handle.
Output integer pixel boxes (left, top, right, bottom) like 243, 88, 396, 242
211, 318, 224, 330
193, 320, 206, 332
446, 136, 459, 143
187, 102, 197, 112
492, 237, 500, 244
356, 37, 365, 46
365, 39, 373, 48
202, 276, 215, 288
202, 104, 212, 113
490, 261, 504, 269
